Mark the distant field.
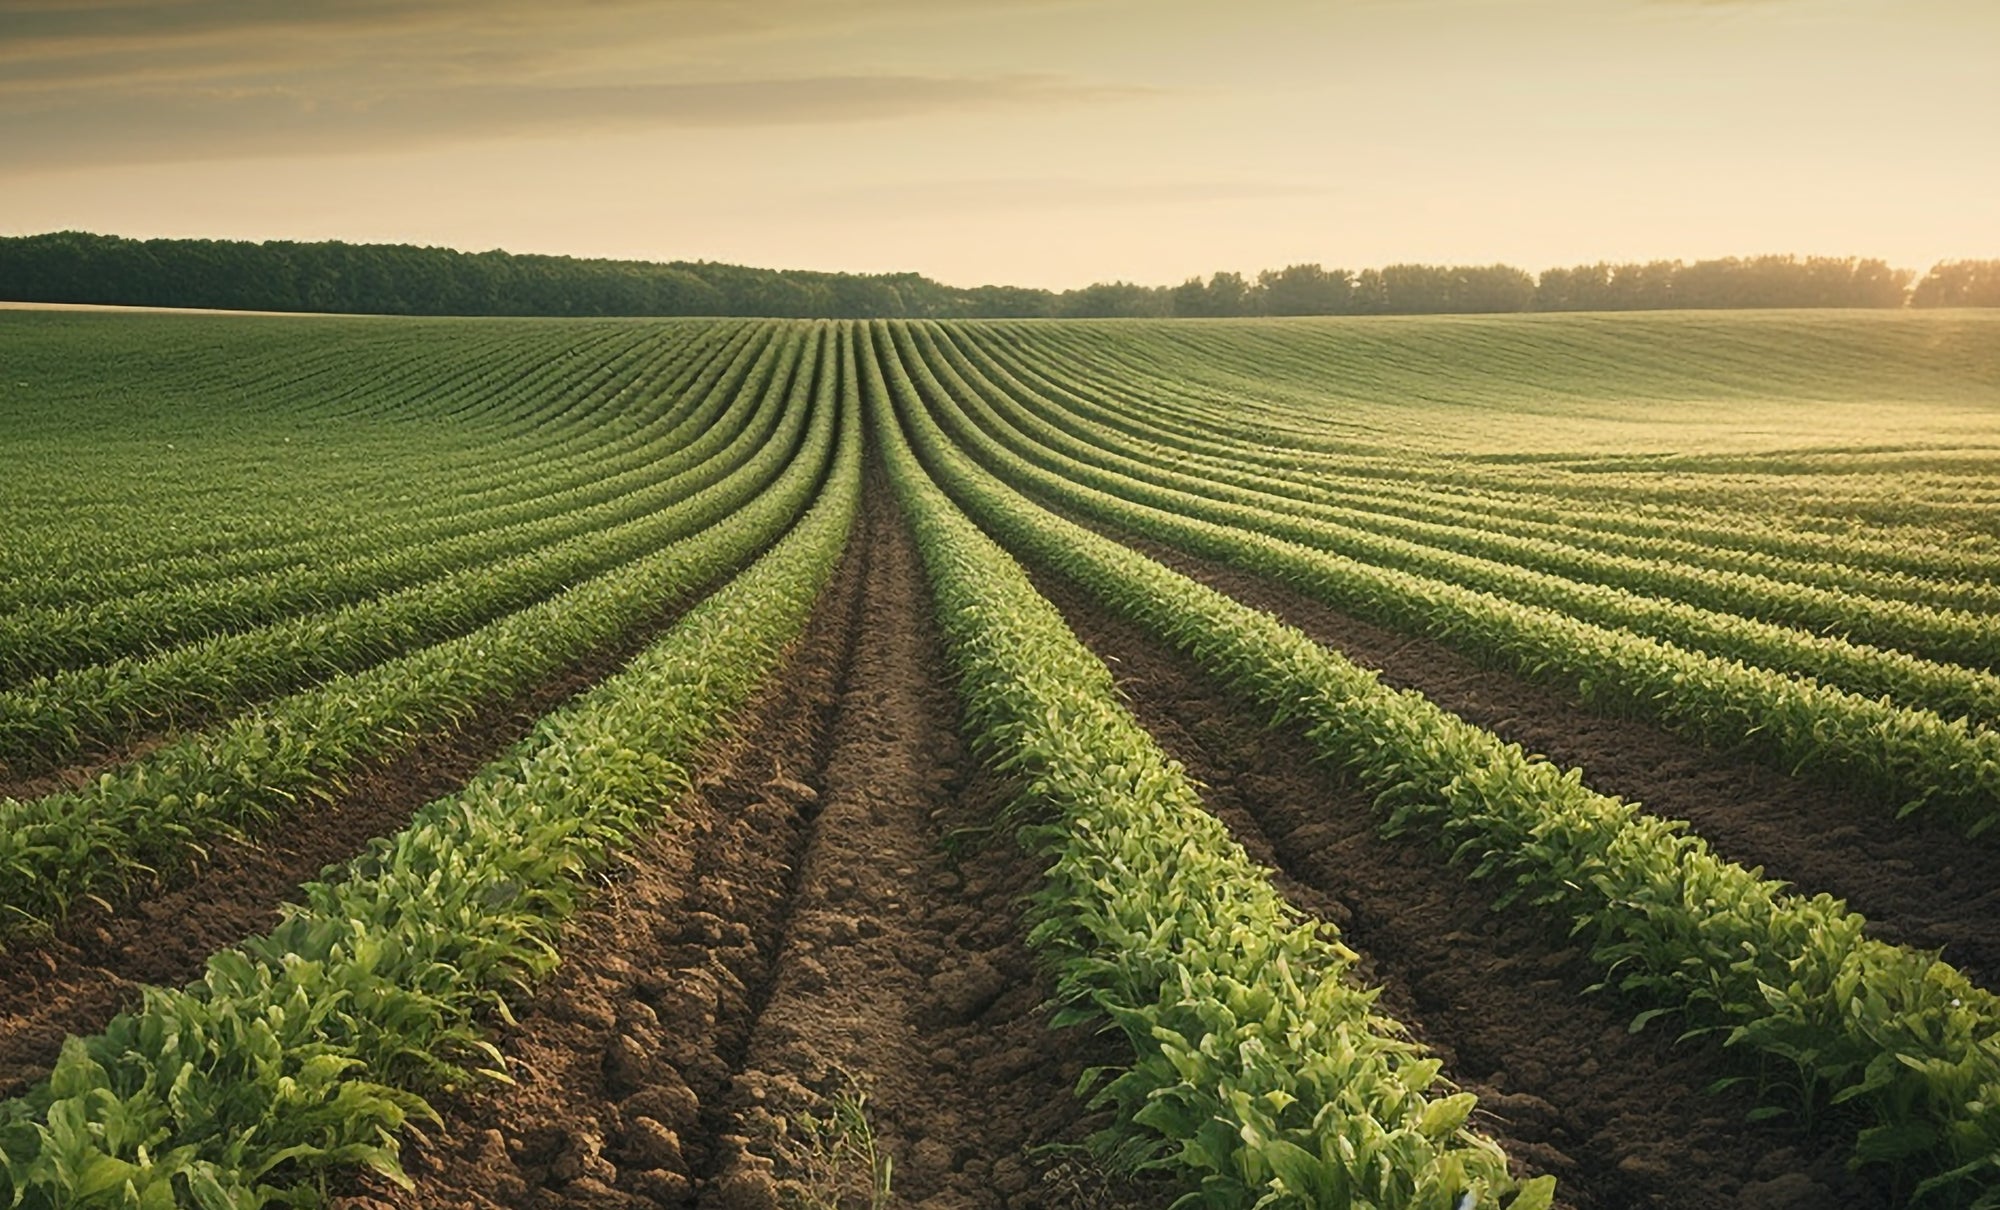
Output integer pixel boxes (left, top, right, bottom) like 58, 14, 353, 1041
2, 308, 1996, 1209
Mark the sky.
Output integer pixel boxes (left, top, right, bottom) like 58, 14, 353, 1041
1, 0, 1996, 289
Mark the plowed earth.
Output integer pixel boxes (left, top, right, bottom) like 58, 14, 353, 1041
0, 564, 745, 1097
1027, 560, 1895, 1210
343, 482, 1165, 1210
9, 488, 1969, 1210
1123, 535, 2000, 990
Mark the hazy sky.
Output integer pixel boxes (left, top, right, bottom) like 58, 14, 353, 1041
2, 0, 1996, 288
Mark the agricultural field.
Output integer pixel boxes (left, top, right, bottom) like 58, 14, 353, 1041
0, 307, 1998, 1210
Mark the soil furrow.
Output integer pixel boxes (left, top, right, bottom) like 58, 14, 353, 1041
702, 482, 1159, 1210
1030, 565, 1892, 1210
354, 480, 1159, 1210
0, 735, 175, 804
1115, 533, 2000, 988
0, 570, 743, 1099
344, 495, 871, 1210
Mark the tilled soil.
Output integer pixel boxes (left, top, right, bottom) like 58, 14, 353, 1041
0, 734, 175, 804
1029, 564, 1894, 1210
0, 574, 740, 1098
357, 483, 1161, 1210
1121, 535, 2000, 990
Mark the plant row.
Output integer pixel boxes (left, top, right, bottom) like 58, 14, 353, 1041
913, 324, 2000, 722
0, 322, 674, 586
962, 322, 2000, 588
0, 328, 814, 776
0, 324, 864, 1210
891, 328, 2000, 835
0, 321, 755, 618
0, 323, 762, 627
863, 324, 1553, 1210
943, 324, 2000, 624
0, 327, 836, 937
0, 325, 778, 684
876, 323, 2000, 1205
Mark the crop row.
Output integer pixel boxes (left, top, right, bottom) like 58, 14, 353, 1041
872, 321, 2000, 1204
0, 327, 817, 777
914, 324, 2000, 721
965, 322, 2000, 587
863, 324, 1553, 1210
0, 323, 762, 618
949, 323, 2000, 609
889, 325, 2000, 834
0, 321, 751, 611
0, 325, 780, 684
0, 321, 671, 582
0, 326, 864, 1210
0, 326, 835, 936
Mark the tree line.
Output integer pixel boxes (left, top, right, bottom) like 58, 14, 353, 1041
1, 231, 1994, 318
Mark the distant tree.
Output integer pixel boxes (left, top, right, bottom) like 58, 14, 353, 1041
1912, 260, 2000, 307
1350, 268, 1390, 315
958, 284, 1059, 318
1170, 276, 1210, 317
0, 230, 1941, 318
1057, 281, 1170, 318
1258, 263, 1354, 315
1168, 271, 1254, 317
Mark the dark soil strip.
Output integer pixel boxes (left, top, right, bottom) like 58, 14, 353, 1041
0, 735, 175, 804
1031, 567, 1893, 1210
1117, 533, 2000, 989
0, 571, 745, 1099
703, 483, 1161, 1210
339, 500, 872, 1210
352, 482, 1160, 1210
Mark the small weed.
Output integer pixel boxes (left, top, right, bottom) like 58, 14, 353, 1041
782, 1069, 893, 1210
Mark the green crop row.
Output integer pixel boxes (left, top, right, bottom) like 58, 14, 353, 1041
0, 327, 810, 776
962, 321, 2000, 589
0, 322, 666, 585
0, 324, 862, 1210
0, 327, 834, 938
913, 324, 2000, 725
0, 321, 750, 614
876, 324, 2000, 1205
865, 324, 1553, 1210
891, 327, 2000, 835
0, 324, 773, 685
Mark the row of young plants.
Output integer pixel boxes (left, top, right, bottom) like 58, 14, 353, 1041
947, 324, 2000, 611
0, 327, 836, 938
862, 326, 1554, 1210
875, 325, 2000, 1206
891, 331, 2000, 835
0, 321, 749, 617
943, 322, 2000, 629
962, 323, 2000, 589
0, 324, 774, 684
0, 321, 675, 590
0, 323, 760, 624
914, 324, 2000, 722
0, 325, 865, 1210
0, 328, 812, 776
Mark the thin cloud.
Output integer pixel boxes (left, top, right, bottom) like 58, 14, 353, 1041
818, 177, 1334, 213
3, 73, 1157, 169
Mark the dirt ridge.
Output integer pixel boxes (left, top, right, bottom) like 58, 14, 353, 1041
360, 479, 1161, 1210
1030, 561, 1892, 1210
1119, 532, 2000, 989
0, 571, 742, 1098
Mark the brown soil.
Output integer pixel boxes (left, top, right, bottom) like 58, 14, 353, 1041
1029, 565, 1895, 1210
1119, 535, 2000, 991
0, 734, 176, 804
348, 481, 1163, 1210
0, 573, 743, 1098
